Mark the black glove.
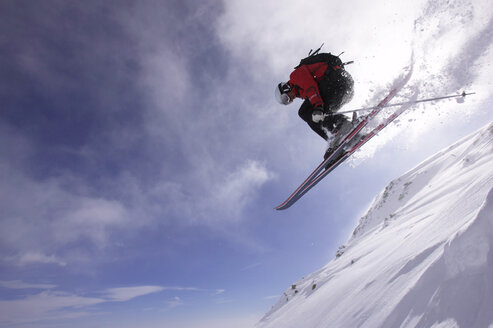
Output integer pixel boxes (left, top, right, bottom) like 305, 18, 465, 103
312, 107, 325, 123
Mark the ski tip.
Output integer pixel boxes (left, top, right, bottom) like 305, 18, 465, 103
275, 198, 298, 210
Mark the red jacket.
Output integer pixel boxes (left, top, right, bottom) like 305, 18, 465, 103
288, 62, 329, 109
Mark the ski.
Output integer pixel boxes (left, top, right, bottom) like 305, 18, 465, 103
275, 63, 413, 210
290, 93, 418, 204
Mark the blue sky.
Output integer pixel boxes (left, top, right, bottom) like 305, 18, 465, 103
1, 0, 492, 327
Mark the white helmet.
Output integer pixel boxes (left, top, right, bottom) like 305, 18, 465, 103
275, 82, 293, 105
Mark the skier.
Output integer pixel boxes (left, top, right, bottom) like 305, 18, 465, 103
275, 51, 355, 158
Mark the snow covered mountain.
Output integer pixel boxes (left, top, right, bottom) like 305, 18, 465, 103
258, 122, 493, 328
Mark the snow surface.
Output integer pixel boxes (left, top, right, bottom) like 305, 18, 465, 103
258, 122, 493, 328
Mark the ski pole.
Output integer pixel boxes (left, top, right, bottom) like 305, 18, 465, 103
337, 91, 475, 114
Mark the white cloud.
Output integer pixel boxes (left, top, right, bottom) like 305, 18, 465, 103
216, 0, 425, 82
151, 160, 274, 226
165, 296, 184, 309
240, 262, 261, 271
0, 284, 203, 326
14, 252, 67, 267
0, 290, 104, 326
0, 122, 132, 264
204, 160, 273, 221
104, 286, 165, 302
0, 280, 56, 290
0, 163, 129, 265
56, 197, 127, 246
214, 289, 225, 295
97, 2, 277, 231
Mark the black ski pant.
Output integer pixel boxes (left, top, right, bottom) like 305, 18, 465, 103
298, 100, 348, 141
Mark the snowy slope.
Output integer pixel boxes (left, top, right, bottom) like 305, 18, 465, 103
258, 122, 493, 328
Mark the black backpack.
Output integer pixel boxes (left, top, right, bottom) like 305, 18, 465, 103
295, 52, 343, 69
294, 44, 351, 69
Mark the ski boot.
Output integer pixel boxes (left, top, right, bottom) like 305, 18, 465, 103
324, 116, 354, 160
